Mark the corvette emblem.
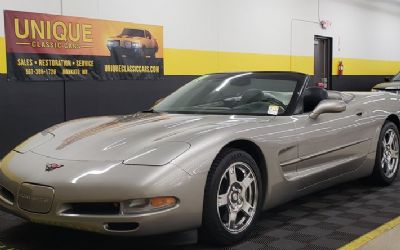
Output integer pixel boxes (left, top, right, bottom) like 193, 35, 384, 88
45, 163, 64, 172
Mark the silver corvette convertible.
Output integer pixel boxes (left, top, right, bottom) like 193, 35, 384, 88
1, 72, 400, 245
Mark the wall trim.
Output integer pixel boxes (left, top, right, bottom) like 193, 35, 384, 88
1, 35, 399, 76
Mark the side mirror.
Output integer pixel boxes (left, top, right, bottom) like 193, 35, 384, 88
385, 77, 392, 82
309, 99, 346, 119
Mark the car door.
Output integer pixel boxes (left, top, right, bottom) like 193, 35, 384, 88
293, 99, 372, 189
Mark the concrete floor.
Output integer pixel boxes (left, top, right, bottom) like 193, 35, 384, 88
2, 179, 400, 250
359, 224, 400, 250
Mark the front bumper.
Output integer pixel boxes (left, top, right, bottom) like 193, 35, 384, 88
0, 151, 207, 236
107, 45, 143, 55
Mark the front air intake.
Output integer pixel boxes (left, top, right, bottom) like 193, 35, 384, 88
104, 222, 139, 232
0, 186, 15, 205
61, 202, 120, 215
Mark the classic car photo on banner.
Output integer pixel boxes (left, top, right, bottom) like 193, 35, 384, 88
4, 10, 164, 81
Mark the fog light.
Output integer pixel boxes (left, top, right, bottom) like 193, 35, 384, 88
121, 197, 178, 214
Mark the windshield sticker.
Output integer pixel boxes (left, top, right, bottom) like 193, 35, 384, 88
268, 105, 279, 115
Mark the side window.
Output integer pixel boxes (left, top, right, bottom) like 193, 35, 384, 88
145, 30, 151, 39
302, 87, 329, 113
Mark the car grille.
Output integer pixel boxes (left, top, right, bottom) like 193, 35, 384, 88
0, 185, 15, 205
18, 183, 54, 214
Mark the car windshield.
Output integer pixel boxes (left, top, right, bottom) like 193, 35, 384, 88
121, 29, 145, 37
153, 73, 301, 116
393, 73, 400, 81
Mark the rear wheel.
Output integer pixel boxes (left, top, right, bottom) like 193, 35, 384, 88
370, 121, 400, 185
199, 148, 262, 245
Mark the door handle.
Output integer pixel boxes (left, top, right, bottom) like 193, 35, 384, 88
356, 112, 363, 116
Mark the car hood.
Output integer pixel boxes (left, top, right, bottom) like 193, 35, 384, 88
373, 82, 400, 90
30, 113, 262, 162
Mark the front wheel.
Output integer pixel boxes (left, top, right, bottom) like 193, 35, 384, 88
199, 148, 262, 245
370, 121, 400, 185
149, 48, 156, 59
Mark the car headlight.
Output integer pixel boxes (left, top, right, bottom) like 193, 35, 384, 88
121, 197, 178, 214
132, 42, 141, 48
123, 142, 190, 166
107, 40, 119, 48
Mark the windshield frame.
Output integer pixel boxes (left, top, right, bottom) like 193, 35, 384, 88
153, 72, 309, 116
392, 72, 400, 82
121, 28, 145, 37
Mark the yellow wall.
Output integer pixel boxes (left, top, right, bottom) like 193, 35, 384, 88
0, 36, 399, 76
0, 37, 6, 74
164, 48, 400, 76
333, 58, 400, 76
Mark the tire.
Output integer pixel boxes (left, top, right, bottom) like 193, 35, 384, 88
110, 48, 127, 60
138, 47, 146, 58
199, 148, 263, 246
109, 49, 120, 58
150, 48, 156, 59
370, 121, 400, 186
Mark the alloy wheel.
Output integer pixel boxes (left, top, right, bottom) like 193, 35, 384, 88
381, 128, 399, 179
216, 162, 258, 234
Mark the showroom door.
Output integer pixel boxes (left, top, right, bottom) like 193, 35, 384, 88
314, 36, 332, 89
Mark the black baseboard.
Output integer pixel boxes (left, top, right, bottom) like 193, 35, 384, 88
0, 74, 391, 158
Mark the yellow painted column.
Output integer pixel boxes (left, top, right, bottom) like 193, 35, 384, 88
0, 37, 6, 74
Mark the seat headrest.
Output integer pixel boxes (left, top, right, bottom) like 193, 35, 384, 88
303, 87, 328, 112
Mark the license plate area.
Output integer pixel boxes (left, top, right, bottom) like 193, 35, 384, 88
18, 183, 54, 214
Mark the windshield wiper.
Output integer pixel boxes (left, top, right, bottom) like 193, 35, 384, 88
141, 109, 158, 113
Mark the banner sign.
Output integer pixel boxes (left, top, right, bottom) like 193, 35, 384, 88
4, 10, 164, 81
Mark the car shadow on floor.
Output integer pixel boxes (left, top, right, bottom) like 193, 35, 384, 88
1, 178, 399, 250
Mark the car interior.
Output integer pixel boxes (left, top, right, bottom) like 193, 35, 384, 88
294, 87, 348, 115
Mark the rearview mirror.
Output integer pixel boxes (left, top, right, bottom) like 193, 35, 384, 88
309, 99, 346, 119
385, 77, 392, 82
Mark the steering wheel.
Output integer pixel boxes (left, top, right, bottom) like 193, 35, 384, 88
262, 97, 287, 109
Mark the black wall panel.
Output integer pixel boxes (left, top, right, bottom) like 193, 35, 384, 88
0, 76, 196, 157
0, 74, 391, 158
65, 76, 196, 120
0, 80, 65, 157
332, 75, 387, 91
